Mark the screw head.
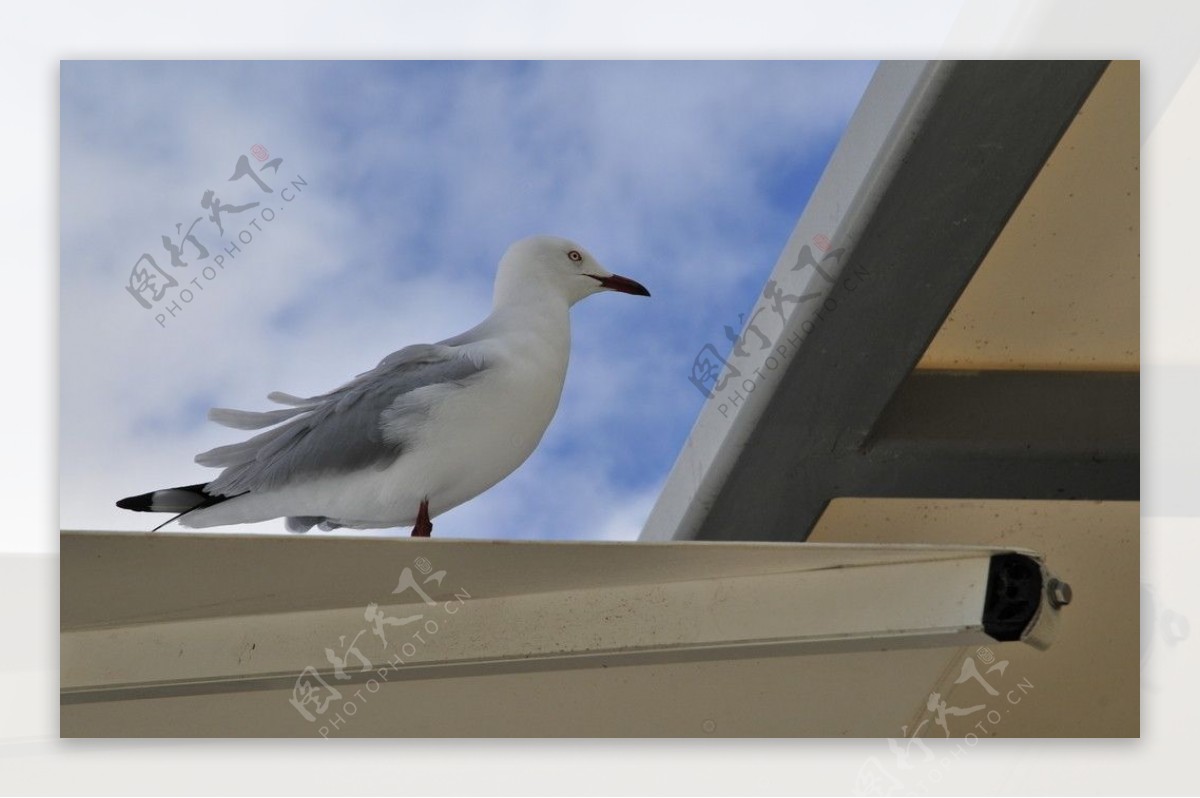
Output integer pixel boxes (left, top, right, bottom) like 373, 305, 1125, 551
1047, 578, 1073, 609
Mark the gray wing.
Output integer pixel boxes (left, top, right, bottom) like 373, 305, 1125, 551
196, 343, 487, 496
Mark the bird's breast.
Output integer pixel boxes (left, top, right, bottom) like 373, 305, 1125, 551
412, 328, 570, 510
474, 330, 569, 451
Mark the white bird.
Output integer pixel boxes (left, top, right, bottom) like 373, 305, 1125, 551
117, 235, 650, 537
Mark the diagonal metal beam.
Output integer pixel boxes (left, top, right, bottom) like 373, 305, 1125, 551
644, 60, 1111, 543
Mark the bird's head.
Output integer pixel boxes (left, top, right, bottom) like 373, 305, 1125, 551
494, 235, 650, 308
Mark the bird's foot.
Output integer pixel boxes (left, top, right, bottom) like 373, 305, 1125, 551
411, 498, 433, 538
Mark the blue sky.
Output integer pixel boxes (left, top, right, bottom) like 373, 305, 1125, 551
60, 60, 875, 540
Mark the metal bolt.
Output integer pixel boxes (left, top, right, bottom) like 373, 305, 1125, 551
1047, 578, 1072, 609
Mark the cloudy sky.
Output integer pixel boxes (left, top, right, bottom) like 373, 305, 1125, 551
59, 60, 875, 542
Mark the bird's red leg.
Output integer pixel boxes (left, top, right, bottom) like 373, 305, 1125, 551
411, 498, 433, 538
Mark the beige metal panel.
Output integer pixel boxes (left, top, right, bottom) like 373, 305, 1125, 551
919, 60, 1139, 370
60, 532, 1062, 736
810, 499, 1138, 737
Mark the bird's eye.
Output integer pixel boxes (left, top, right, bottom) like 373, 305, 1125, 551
567, 250, 583, 262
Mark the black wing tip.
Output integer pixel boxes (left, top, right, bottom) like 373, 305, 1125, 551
115, 483, 220, 513
116, 492, 154, 512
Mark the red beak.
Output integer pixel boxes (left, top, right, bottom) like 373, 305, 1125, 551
591, 273, 651, 297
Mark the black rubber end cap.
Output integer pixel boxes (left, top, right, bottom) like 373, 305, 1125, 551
983, 553, 1044, 642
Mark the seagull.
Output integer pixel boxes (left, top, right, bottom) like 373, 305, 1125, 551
116, 235, 650, 537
